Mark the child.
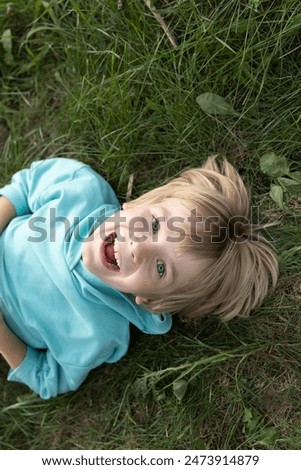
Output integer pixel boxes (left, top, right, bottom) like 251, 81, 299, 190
0, 157, 278, 399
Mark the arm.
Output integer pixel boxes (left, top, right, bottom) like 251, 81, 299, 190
0, 200, 23, 366
0, 196, 16, 234
0, 314, 26, 368
0, 196, 25, 365
0, 312, 89, 398
3, 315, 128, 399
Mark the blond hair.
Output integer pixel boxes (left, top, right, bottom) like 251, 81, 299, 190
126, 157, 278, 320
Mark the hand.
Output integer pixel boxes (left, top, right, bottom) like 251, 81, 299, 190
0, 196, 16, 234
0, 313, 27, 369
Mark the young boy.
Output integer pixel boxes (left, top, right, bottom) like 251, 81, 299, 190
0, 157, 278, 399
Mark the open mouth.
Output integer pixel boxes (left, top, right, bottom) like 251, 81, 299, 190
101, 232, 120, 272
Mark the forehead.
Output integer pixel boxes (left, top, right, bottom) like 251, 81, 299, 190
173, 249, 203, 283
155, 197, 192, 218
155, 198, 195, 248
156, 199, 207, 293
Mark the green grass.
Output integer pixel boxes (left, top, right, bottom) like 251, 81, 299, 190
1, 0, 301, 450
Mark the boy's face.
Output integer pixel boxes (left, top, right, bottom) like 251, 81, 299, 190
82, 198, 204, 306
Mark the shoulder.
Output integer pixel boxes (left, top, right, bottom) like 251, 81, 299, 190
30, 158, 96, 182
31, 158, 120, 207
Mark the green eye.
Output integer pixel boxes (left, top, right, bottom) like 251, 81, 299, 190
152, 216, 160, 234
157, 259, 165, 278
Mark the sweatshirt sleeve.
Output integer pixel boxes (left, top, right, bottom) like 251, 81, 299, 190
7, 348, 89, 399
0, 158, 119, 216
7, 337, 127, 400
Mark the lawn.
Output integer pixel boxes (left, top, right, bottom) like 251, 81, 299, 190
0, 0, 301, 450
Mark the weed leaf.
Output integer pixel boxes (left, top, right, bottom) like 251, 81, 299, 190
154, 390, 166, 402
0, 28, 14, 65
196, 93, 239, 116
172, 379, 188, 401
278, 177, 301, 197
260, 152, 290, 177
290, 171, 301, 183
134, 376, 149, 397
256, 427, 279, 446
243, 407, 260, 434
269, 184, 284, 208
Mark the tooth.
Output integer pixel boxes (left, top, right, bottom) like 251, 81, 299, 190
114, 247, 119, 268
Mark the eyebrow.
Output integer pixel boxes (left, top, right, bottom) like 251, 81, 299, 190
169, 260, 177, 284
160, 205, 177, 285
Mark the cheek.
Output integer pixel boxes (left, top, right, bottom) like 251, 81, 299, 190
131, 275, 154, 296
172, 255, 202, 285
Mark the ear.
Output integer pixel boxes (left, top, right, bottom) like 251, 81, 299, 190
135, 295, 148, 305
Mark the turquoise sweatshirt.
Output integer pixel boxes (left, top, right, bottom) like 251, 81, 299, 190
0, 158, 172, 399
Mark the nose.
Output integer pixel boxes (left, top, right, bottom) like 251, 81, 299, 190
130, 236, 154, 263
